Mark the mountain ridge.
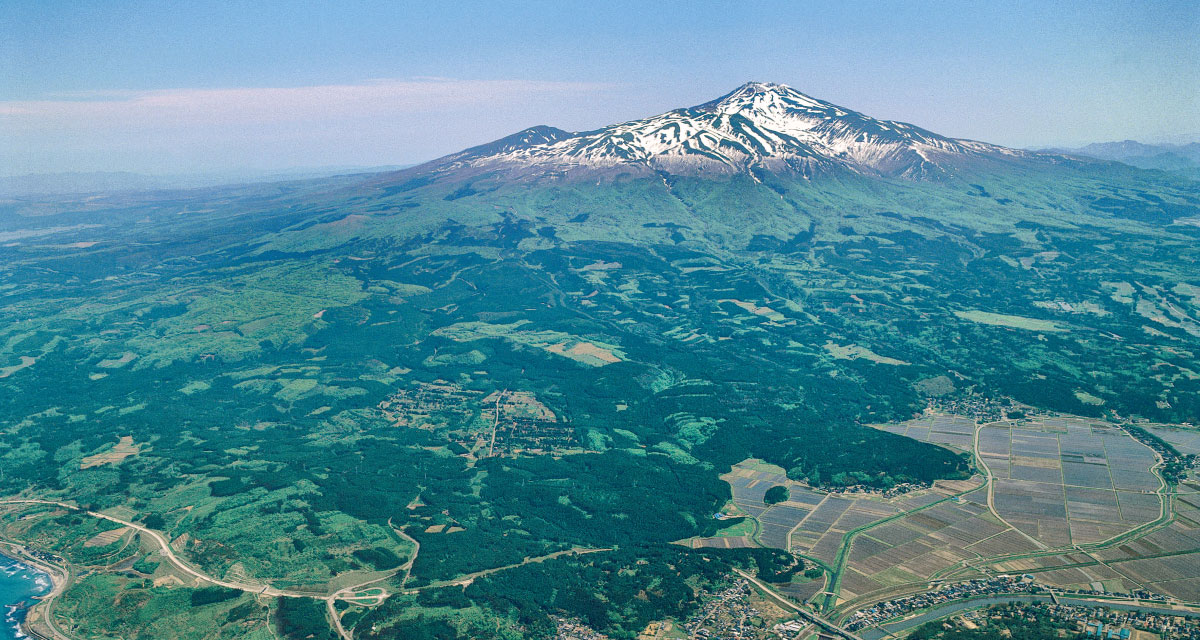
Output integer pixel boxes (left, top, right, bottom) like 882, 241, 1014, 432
1042, 140, 1200, 178
413, 81, 1069, 183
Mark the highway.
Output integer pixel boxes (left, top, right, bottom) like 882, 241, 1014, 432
734, 568, 866, 640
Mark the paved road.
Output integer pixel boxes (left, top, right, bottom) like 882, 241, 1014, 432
487, 389, 507, 457
734, 568, 866, 640
387, 517, 421, 588
972, 422, 1047, 551
0, 499, 327, 598
2, 499, 380, 639
327, 596, 352, 640
414, 547, 609, 591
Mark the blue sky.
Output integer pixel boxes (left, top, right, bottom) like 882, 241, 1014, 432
2, 0, 1197, 174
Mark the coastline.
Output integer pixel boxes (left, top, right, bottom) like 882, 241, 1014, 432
0, 542, 64, 640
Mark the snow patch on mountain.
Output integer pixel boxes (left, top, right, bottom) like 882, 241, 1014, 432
432, 82, 1041, 181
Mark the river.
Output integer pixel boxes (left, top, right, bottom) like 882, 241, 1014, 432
0, 553, 51, 640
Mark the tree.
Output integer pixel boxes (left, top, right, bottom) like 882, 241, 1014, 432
763, 485, 789, 505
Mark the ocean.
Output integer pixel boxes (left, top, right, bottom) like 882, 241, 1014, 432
0, 554, 51, 640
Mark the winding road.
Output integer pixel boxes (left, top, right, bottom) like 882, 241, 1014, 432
0, 498, 402, 640
1, 499, 602, 640
0, 499, 311, 597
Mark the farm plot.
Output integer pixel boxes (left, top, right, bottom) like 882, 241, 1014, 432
432, 320, 625, 367
857, 413, 1182, 600
1146, 425, 1200, 455
80, 436, 143, 469
1148, 425, 1200, 493
874, 414, 1159, 547
728, 410, 1179, 611
1092, 493, 1200, 599
723, 459, 827, 549
982, 417, 1161, 546
484, 391, 577, 456
749, 481, 1006, 603
791, 497, 874, 564
872, 413, 975, 453
993, 551, 1130, 592
378, 380, 483, 430
725, 455, 1004, 607
841, 498, 1004, 598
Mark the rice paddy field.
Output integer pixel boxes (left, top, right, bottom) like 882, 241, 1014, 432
717, 412, 1200, 617
1146, 424, 1200, 456
881, 415, 1164, 547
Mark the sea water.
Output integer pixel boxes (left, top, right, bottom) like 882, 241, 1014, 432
0, 554, 51, 640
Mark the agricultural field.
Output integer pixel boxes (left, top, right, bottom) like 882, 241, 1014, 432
898, 415, 1165, 546
715, 412, 1198, 620
983, 417, 1162, 547
876, 414, 976, 453
376, 381, 575, 457
378, 380, 484, 431
79, 435, 143, 469
1146, 424, 1200, 455
722, 459, 829, 551
483, 390, 578, 456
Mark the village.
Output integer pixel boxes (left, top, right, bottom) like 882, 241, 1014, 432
683, 579, 780, 639
554, 579, 788, 640
844, 575, 1043, 631
927, 393, 1014, 423
845, 575, 1200, 639
945, 601, 1200, 640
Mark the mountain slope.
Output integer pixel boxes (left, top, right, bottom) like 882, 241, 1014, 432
421, 82, 1058, 181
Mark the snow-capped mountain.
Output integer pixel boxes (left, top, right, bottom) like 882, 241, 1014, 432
426, 82, 1041, 181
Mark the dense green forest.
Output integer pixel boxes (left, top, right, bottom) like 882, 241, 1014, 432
356, 547, 799, 639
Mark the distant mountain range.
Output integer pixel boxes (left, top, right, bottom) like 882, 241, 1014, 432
1042, 140, 1200, 179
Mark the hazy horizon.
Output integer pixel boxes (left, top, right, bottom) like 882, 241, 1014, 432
3, 1, 1197, 175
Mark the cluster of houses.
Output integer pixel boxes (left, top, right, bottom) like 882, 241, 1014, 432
1055, 586, 1168, 603
845, 576, 1200, 639
1085, 621, 1132, 638
828, 481, 926, 498
928, 393, 1013, 423
552, 615, 610, 640
684, 579, 772, 639
1073, 604, 1200, 639
843, 575, 1039, 631
1122, 425, 1199, 481
959, 601, 1200, 639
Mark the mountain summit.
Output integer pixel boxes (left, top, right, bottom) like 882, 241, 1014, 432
427, 82, 1037, 181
